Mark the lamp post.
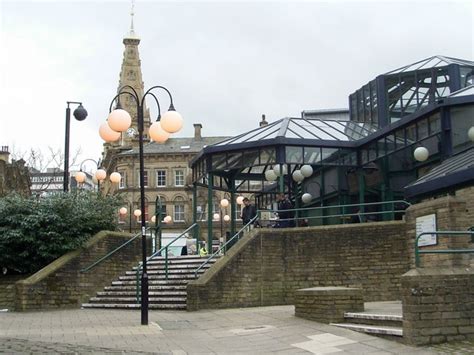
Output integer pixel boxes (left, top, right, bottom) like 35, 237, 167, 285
100, 85, 182, 325
64, 101, 88, 192
74, 158, 112, 192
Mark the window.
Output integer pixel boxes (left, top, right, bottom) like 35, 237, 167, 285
137, 171, 148, 187
119, 171, 126, 189
175, 170, 185, 186
174, 197, 185, 222
156, 170, 166, 187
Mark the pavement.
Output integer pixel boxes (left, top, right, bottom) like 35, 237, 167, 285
0, 305, 473, 354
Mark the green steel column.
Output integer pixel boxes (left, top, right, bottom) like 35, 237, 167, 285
154, 197, 162, 253
230, 179, 236, 237
192, 183, 198, 243
294, 182, 300, 224
320, 171, 326, 225
207, 172, 213, 254
279, 165, 284, 193
358, 169, 366, 217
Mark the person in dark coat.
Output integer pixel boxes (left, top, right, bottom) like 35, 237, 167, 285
276, 193, 295, 228
241, 198, 257, 226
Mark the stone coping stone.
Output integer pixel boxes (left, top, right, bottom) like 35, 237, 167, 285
296, 287, 362, 294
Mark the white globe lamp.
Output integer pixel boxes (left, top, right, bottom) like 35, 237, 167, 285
151, 215, 156, 223
223, 215, 231, 222
414, 147, 429, 162
265, 169, 277, 181
300, 165, 313, 178
213, 213, 220, 221
134, 209, 142, 217
99, 122, 121, 142
107, 109, 132, 132
119, 207, 128, 215
160, 110, 183, 133
468, 126, 474, 142
292, 170, 304, 182
75, 171, 86, 183
302, 193, 312, 204
110, 172, 122, 184
149, 121, 170, 143
95, 169, 107, 181
273, 164, 287, 177
164, 215, 172, 223
236, 196, 245, 205
220, 198, 229, 208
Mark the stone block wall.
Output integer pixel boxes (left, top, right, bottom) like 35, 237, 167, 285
294, 287, 364, 323
405, 195, 472, 268
15, 231, 147, 311
401, 267, 474, 346
0, 275, 28, 310
187, 221, 410, 311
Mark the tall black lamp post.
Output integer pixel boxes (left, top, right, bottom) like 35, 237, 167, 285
99, 85, 182, 325
64, 101, 88, 192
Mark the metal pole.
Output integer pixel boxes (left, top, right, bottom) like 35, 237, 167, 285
207, 172, 213, 254
63, 106, 71, 192
137, 102, 149, 325
192, 183, 198, 248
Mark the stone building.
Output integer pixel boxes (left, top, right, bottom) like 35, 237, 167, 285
0, 146, 30, 197
100, 17, 230, 233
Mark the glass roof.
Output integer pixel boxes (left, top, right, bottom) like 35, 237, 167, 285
449, 84, 474, 98
385, 55, 474, 75
213, 117, 378, 147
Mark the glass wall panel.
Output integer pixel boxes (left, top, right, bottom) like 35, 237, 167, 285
321, 148, 339, 164
406, 124, 417, 144
428, 113, 441, 134
260, 148, 276, 165
377, 138, 385, 157
417, 118, 429, 140
450, 104, 474, 153
304, 147, 322, 164
286, 146, 304, 163
226, 152, 243, 170
242, 149, 259, 167
386, 134, 396, 154
460, 67, 474, 88
370, 80, 378, 125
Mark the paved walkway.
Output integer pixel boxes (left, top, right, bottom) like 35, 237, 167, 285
0, 305, 472, 354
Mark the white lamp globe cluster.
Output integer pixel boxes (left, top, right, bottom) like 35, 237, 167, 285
264, 164, 314, 203
75, 167, 118, 185
99, 106, 183, 144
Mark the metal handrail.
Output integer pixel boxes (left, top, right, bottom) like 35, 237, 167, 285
194, 215, 258, 279
415, 231, 474, 267
80, 228, 149, 273
135, 223, 199, 302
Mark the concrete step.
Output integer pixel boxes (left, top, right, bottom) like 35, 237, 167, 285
330, 323, 403, 337
104, 285, 187, 291
112, 280, 190, 286
142, 258, 216, 266
134, 264, 211, 272
344, 312, 402, 327
125, 268, 207, 276
89, 297, 186, 303
81, 303, 186, 310
97, 291, 186, 297
118, 274, 199, 281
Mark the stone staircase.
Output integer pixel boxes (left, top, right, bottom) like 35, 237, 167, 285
331, 301, 403, 339
82, 255, 215, 310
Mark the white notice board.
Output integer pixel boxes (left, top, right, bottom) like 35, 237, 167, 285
415, 214, 437, 247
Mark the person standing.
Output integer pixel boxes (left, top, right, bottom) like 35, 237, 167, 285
276, 193, 295, 228
241, 197, 257, 227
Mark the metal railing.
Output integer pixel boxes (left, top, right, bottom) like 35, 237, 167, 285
193, 216, 258, 279
80, 229, 148, 273
135, 223, 199, 302
192, 200, 410, 280
260, 200, 411, 227
415, 230, 474, 267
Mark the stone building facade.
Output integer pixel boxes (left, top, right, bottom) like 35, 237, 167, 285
100, 20, 230, 234
0, 146, 30, 197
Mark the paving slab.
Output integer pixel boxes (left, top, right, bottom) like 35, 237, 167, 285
0, 305, 470, 354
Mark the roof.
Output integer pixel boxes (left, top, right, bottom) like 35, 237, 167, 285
301, 108, 350, 121
448, 84, 474, 98
385, 55, 474, 75
118, 136, 230, 156
212, 117, 377, 147
404, 147, 474, 198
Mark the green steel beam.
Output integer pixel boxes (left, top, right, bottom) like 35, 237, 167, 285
207, 172, 214, 254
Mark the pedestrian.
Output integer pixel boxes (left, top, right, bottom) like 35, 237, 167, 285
199, 243, 208, 257
275, 193, 295, 228
241, 197, 257, 227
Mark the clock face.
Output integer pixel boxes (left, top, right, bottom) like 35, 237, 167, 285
126, 128, 136, 138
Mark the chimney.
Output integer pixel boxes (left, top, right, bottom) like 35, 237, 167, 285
194, 123, 202, 140
0, 146, 10, 163
259, 114, 268, 127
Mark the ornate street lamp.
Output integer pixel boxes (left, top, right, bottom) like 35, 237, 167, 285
100, 85, 182, 325
74, 158, 111, 191
64, 101, 87, 192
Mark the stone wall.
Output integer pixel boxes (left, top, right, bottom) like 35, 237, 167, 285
401, 267, 474, 345
15, 231, 146, 311
405, 195, 472, 268
0, 275, 29, 310
187, 221, 410, 311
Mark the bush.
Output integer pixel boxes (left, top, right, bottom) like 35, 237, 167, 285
0, 191, 123, 274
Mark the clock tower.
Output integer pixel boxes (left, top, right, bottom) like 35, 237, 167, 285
114, 1, 151, 148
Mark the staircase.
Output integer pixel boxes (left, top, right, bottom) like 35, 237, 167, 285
82, 255, 216, 310
331, 301, 403, 340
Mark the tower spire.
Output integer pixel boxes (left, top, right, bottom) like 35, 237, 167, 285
125, 0, 139, 40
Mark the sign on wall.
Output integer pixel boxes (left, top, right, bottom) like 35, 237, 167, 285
415, 214, 437, 247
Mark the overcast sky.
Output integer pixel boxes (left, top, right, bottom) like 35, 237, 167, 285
0, 0, 472, 172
